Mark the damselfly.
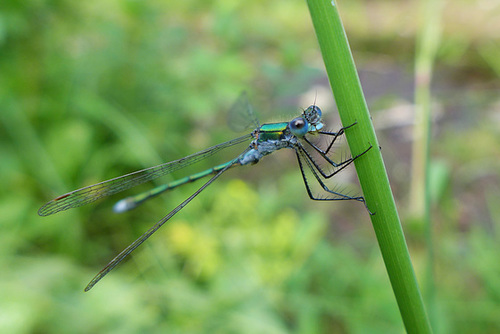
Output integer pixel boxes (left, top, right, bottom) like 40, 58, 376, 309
38, 93, 371, 291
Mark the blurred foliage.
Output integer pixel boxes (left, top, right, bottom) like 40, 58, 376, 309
1, 0, 500, 333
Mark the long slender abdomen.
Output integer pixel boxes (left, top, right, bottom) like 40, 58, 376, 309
113, 160, 236, 213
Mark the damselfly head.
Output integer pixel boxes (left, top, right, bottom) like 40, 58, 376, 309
303, 105, 324, 132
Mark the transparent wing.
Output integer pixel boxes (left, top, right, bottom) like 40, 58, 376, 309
38, 133, 252, 216
84, 158, 241, 291
227, 92, 260, 132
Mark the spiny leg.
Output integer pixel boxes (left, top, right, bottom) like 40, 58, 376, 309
298, 122, 359, 170
302, 136, 345, 168
318, 121, 357, 155
297, 141, 372, 179
294, 146, 372, 213
295, 147, 363, 201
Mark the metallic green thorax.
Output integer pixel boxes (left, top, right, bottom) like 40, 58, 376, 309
257, 122, 289, 141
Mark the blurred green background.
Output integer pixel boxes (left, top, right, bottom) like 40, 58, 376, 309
1, 0, 500, 333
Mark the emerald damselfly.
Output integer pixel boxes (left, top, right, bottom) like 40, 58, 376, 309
38, 93, 371, 291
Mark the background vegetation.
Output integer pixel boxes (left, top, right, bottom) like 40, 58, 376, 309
1, 0, 499, 333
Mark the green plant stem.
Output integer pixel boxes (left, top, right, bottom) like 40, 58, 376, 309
410, 0, 443, 217
306, 0, 432, 333
411, 0, 443, 329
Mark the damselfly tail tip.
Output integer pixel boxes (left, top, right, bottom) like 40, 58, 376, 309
113, 198, 136, 213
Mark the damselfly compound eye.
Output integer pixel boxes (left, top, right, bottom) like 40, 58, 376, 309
289, 117, 309, 136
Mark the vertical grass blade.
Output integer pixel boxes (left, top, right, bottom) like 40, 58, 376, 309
306, 0, 433, 332
410, 0, 443, 216
411, 0, 444, 329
